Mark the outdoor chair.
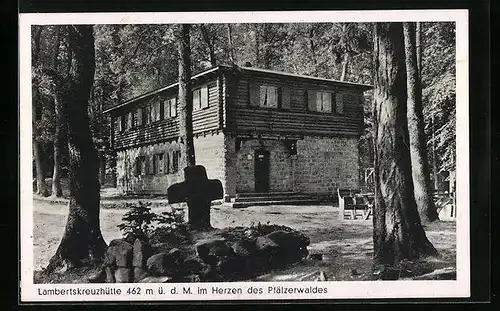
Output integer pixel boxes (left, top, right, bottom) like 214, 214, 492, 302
337, 188, 370, 220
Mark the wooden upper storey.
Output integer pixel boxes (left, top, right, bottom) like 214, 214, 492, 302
105, 65, 371, 150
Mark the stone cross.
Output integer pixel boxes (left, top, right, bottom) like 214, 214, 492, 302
167, 165, 223, 229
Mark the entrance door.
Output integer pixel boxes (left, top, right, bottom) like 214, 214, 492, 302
254, 149, 270, 193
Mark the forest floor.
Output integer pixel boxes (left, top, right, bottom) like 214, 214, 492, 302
31, 189, 457, 283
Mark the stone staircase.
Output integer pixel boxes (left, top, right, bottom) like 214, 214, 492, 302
223, 191, 320, 208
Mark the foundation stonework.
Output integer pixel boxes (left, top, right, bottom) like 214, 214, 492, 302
116, 133, 225, 195
116, 133, 359, 198
223, 135, 359, 198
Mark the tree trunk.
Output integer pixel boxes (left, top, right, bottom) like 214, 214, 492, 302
403, 22, 438, 222
226, 24, 235, 64
51, 26, 64, 197
340, 52, 349, 82
432, 114, 439, 190
33, 138, 48, 196
32, 26, 49, 197
372, 22, 437, 277
308, 25, 318, 75
177, 24, 196, 167
200, 24, 217, 67
254, 25, 260, 68
46, 25, 107, 273
416, 22, 422, 75
51, 95, 64, 197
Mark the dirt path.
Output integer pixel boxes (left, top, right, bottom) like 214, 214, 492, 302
31, 199, 456, 280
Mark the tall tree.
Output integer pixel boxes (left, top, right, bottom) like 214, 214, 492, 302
226, 24, 235, 64
372, 22, 437, 277
51, 26, 65, 197
199, 24, 217, 67
403, 22, 438, 222
32, 25, 49, 197
177, 24, 196, 167
46, 25, 107, 272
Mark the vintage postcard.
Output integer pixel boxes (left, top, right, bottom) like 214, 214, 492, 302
19, 10, 469, 302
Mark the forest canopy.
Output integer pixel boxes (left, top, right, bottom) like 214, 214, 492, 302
32, 22, 456, 193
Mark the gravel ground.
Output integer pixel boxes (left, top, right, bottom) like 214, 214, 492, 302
31, 199, 456, 281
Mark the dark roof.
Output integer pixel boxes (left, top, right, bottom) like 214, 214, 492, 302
103, 65, 372, 113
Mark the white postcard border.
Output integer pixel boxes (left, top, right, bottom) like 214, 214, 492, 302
19, 10, 470, 302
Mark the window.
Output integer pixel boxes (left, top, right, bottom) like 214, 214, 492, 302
316, 91, 332, 113
284, 140, 297, 155
125, 112, 134, 130
172, 150, 181, 173
135, 156, 147, 176
153, 153, 165, 174
308, 90, 334, 113
164, 97, 177, 119
260, 85, 278, 108
136, 108, 143, 126
117, 115, 124, 132
143, 105, 151, 125
193, 86, 209, 111
150, 100, 161, 122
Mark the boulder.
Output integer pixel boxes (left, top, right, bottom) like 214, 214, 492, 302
104, 239, 133, 268
216, 256, 244, 277
195, 239, 234, 261
105, 267, 115, 283
256, 230, 310, 267
180, 274, 201, 282
182, 257, 209, 275
114, 267, 132, 283
245, 255, 270, 275
133, 267, 148, 282
88, 269, 106, 283
255, 235, 279, 252
132, 238, 153, 268
265, 230, 310, 250
146, 252, 180, 276
168, 248, 185, 265
231, 239, 257, 257
139, 276, 172, 283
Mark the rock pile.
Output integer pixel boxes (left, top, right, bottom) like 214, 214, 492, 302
93, 229, 310, 283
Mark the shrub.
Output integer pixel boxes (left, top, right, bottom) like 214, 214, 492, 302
118, 202, 186, 243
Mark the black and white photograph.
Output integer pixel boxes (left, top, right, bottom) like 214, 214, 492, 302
19, 10, 469, 301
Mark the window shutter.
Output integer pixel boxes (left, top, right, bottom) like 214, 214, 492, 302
325, 92, 332, 113
280, 86, 291, 110
201, 85, 209, 108
136, 108, 142, 126
172, 98, 177, 117
117, 116, 122, 132
149, 156, 155, 175
165, 152, 170, 174
336, 93, 344, 114
307, 90, 317, 111
159, 100, 165, 120
134, 158, 139, 176
152, 155, 157, 174
249, 82, 260, 107
144, 156, 149, 175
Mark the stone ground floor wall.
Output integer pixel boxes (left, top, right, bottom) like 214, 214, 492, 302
293, 136, 359, 196
116, 133, 225, 195
223, 135, 359, 198
224, 136, 294, 194
116, 133, 359, 198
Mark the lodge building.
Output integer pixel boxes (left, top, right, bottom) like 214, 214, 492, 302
103, 65, 371, 202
